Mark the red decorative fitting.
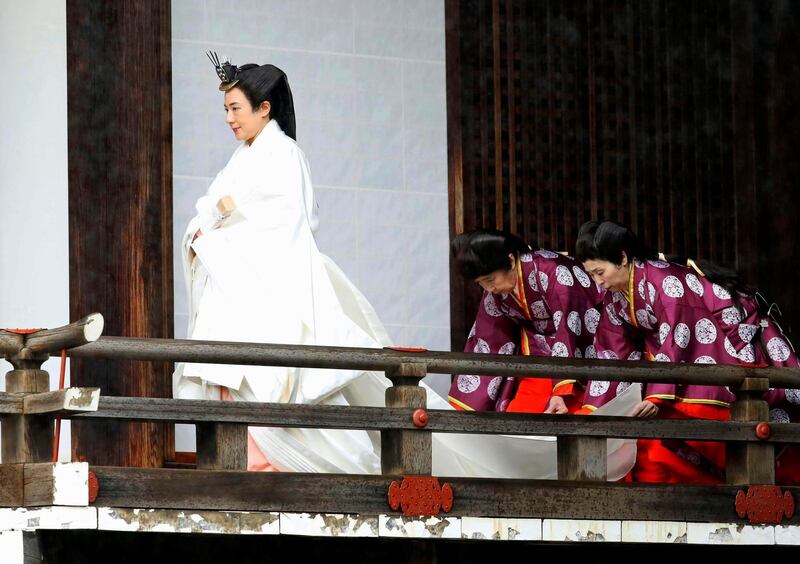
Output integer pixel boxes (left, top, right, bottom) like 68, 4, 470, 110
88, 471, 99, 503
412, 408, 428, 428
755, 422, 772, 440
387, 476, 454, 516
384, 346, 428, 353
735, 486, 794, 525
3, 328, 45, 335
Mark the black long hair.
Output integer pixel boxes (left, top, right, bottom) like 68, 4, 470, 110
451, 229, 532, 279
576, 220, 754, 311
234, 63, 296, 140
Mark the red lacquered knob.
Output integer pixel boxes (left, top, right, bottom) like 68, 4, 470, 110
88, 471, 99, 502
412, 408, 428, 428
755, 422, 771, 440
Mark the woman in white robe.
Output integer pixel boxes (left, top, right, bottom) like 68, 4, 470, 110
174, 55, 636, 478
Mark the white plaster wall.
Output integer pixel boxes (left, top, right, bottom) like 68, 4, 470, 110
0, 0, 71, 462
171, 0, 451, 405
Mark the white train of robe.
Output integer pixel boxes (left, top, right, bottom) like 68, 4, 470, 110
173, 119, 636, 479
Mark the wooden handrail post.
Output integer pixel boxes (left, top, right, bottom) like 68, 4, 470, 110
726, 376, 774, 485
195, 422, 248, 471
557, 435, 607, 481
381, 363, 431, 475
2, 356, 53, 464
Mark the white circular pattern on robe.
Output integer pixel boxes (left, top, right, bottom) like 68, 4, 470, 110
584, 309, 600, 334
585, 345, 597, 359
712, 283, 732, 300
721, 306, 742, 325
636, 309, 653, 329
535, 249, 560, 259
785, 389, 800, 405
723, 337, 738, 359
473, 338, 491, 354
658, 322, 671, 345
662, 275, 685, 299
534, 320, 549, 333
767, 337, 792, 362
770, 408, 790, 423
627, 351, 642, 361
694, 355, 717, 364
738, 323, 758, 343
638, 280, 657, 303
551, 342, 569, 357
674, 323, 691, 349
638, 279, 647, 300
483, 293, 504, 317
532, 334, 549, 351
520, 252, 533, 263
487, 376, 503, 400
598, 349, 619, 360
654, 353, 671, 362
606, 303, 623, 326
468, 322, 477, 339
456, 375, 481, 394
589, 380, 610, 397
555, 265, 575, 286
616, 382, 632, 395
573, 266, 591, 288
694, 318, 717, 344
497, 399, 510, 412
527, 270, 539, 292
530, 300, 547, 319
648, 259, 669, 268
538, 271, 549, 292
684, 273, 704, 297
498, 342, 516, 355
567, 311, 582, 335
552, 311, 563, 330
737, 344, 756, 363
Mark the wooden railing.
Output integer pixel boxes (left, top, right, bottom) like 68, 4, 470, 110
2, 314, 800, 525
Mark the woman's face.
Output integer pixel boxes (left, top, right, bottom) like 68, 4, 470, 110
223, 87, 270, 144
583, 255, 630, 292
474, 254, 517, 294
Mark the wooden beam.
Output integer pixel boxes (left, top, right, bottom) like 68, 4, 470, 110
89, 466, 800, 523
0, 332, 23, 357
65, 396, 800, 443
0, 393, 24, 415
2, 370, 53, 464
557, 436, 607, 481
68, 336, 800, 388
23, 388, 100, 415
727, 377, 774, 485
23, 462, 89, 507
0, 464, 24, 506
22, 314, 104, 355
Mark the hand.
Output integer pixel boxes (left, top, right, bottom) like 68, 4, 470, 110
544, 396, 569, 414
216, 195, 236, 217
192, 228, 203, 242
631, 400, 659, 418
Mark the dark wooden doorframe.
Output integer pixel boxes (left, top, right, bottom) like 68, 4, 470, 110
67, 0, 174, 467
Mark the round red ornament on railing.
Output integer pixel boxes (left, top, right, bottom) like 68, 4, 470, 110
412, 408, 428, 428
755, 422, 771, 440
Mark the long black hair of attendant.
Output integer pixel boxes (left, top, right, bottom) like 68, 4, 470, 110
451, 229, 533, 279
575, 220, 755, 313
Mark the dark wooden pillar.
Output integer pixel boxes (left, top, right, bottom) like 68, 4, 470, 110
67, 0, 173, 467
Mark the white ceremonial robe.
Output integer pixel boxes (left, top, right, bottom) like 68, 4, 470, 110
175, 119, 636, 478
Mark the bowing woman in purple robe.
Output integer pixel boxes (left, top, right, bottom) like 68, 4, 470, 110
574, 220, 800, 483
447, 229, 602, 414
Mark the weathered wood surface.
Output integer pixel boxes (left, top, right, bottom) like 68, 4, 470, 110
23, 462, 89, 507
727, 378, 775, 485
557, 436, 607, 481
0, 393, 24, 415
23, 388, 100, 415
382, 364, 431, 475
89, 466, 800, 523
0, 465, 24, 506
22, 314, 104, 355
60, 395, 800, 443
68, 336, 800, 388
195, 423, 247, 471
2, 370, 53, 464
0, 332, 23, 356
